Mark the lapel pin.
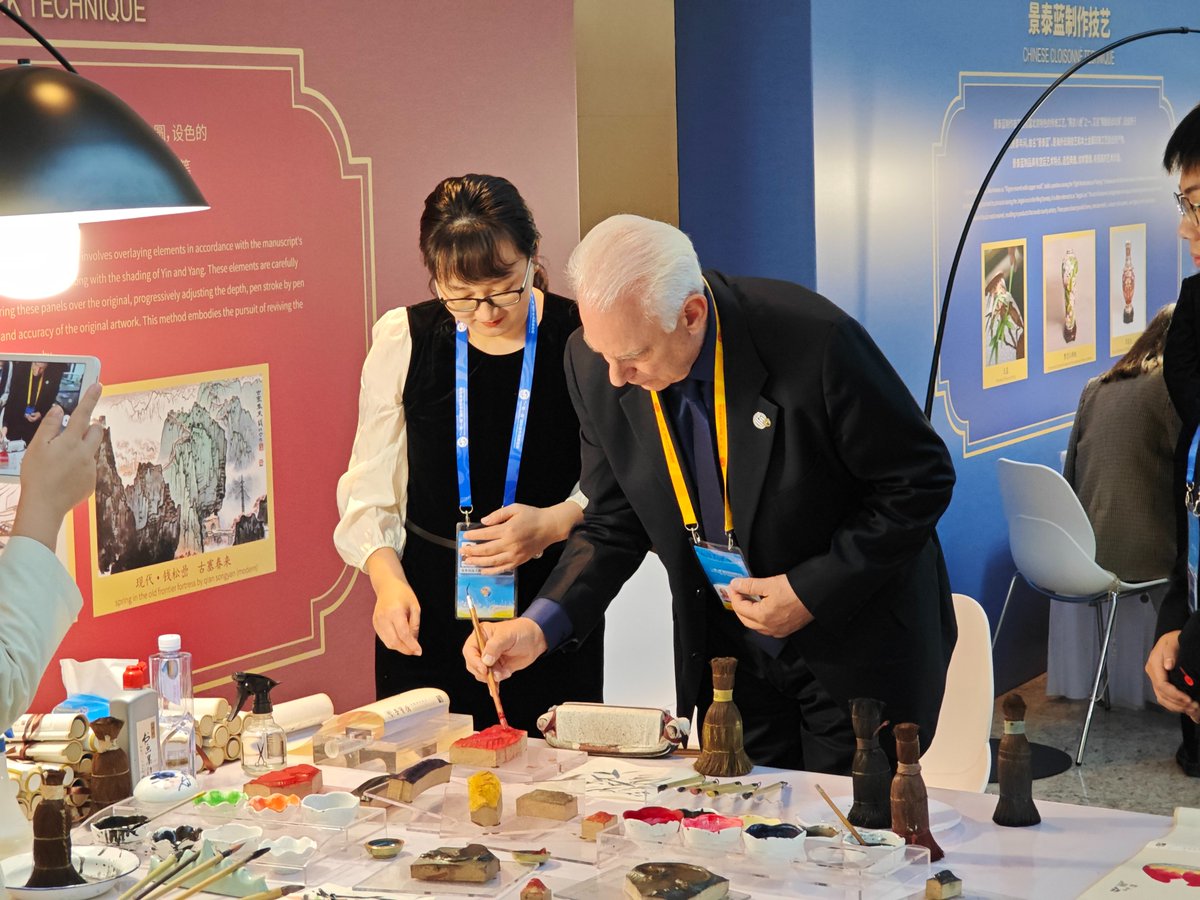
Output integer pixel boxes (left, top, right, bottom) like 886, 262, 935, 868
752, 411, 772, 430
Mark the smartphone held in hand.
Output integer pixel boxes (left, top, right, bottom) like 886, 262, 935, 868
0, 353, 101, 481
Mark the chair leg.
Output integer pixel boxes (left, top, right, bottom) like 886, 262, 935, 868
1091, 599, 1112, 711
992, 574, 1019, 651
1077, 590, 1120, 766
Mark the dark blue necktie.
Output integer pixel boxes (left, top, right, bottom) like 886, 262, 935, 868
676, 379, 725, 544
678, 380, 787, 659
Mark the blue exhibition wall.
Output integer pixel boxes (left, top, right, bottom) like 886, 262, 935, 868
677, 0, 1200, 690
674, 1, 817, 287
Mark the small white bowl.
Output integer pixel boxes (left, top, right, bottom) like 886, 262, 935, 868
622, 807, 683, 844
809, 828, 905, 871
263, 836, 318, 867
744, 823, 805, 863
203, 823, 263, 855
301, 791, 359, 828
680, 814, 743, 852
245, 794, 301, 821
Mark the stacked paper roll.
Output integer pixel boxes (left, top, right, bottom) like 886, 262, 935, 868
268, 693, 335, 735
200, 727, 238, 768
194, 697, 232, 737
6, 741, 84, 765
7, 765, 74, 821
5, 760, 43, 794
10, 714, 86, 742
227, 715, 243, 737
66, 777, 89, 812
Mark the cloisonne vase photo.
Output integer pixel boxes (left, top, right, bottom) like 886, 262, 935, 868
1061, 248, 1078, 343
1122, 240, 1135, 324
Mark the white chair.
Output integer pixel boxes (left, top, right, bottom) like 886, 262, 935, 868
921, 593, 994, 792
995, 458, 1168, 765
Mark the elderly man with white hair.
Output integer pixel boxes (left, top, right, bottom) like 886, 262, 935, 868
464, 215, 956, 773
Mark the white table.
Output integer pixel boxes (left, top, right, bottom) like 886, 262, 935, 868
116, 752, 1171, 899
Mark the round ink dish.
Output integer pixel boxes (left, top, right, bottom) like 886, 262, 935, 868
364, 838, 403, 859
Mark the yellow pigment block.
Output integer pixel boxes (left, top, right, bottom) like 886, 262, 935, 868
467, 771, 502, 827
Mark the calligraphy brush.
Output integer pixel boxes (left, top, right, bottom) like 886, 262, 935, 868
658, 773, 706, 792
466, 592, 509, 728
239, 885, 305, 900
118, 847, 187, 900
140, 844, 242, 900
745, 780, 786, 801
169, 846, 272, 900
815, 782, 867, 846
131, 847, 205, 900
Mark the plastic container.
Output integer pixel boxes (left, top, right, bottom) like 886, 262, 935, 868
149, 634, 195, 776
110, 662, 161, 785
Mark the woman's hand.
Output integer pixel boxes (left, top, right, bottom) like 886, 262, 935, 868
460, 501, 581, 574
12, 383, 104, 551
365, 549, 422, 655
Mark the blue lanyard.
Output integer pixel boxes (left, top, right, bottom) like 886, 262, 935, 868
454, 295, 539, 520
1189, 427, 1200, 613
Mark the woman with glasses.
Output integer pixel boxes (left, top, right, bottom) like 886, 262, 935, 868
335, 174, 603, 731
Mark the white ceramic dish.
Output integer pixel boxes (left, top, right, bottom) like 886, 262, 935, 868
132, 771, 201, 804
244, 795, 300, 822
263, 836, 318, 867
808, 828, 906, 871
300, 791, 358, 827
203, 822, 263, 854
1, 847, 139, 900
621, 808, 683, 843
680, 814, 743, 852
742, 823, 805, 862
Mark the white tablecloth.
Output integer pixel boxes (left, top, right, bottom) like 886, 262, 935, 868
125, 747, 1166, 900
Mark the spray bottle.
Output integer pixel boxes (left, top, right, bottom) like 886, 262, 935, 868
229, 672, 286, 776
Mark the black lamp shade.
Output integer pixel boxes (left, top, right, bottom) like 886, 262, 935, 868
0, 63, 207, 221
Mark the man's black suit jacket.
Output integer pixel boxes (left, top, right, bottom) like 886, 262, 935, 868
541, 271, 958, 743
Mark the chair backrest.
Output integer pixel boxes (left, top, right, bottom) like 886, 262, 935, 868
922, 593, 994, 792
1011, 515, 1116, 599
996, 458, 1096, 558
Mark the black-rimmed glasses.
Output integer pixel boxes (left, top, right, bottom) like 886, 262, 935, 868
1176, 191, 1200, 227
437, 258, 533, 313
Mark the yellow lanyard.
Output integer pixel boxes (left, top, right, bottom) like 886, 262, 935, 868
27, 370, 43, 408
649, 293, 734, 545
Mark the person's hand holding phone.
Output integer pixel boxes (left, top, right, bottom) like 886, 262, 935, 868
12, 382, 104, 551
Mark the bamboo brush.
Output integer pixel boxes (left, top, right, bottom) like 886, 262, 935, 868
168, 847, 271, 900
815, 783, 866, 846
466, 592, 509, 728
139, 844, 240, 900
118, 848, 186, 900
131, 847, 204, 900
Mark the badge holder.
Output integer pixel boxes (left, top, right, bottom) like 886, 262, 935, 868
455, 521, 517, 620
692, 540, 756, 610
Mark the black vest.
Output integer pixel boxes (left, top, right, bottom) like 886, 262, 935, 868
402, 292, 582, 546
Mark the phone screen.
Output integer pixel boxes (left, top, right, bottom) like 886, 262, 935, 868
0, 355, 101, 481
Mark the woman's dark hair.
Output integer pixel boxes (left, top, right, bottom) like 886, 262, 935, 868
1100, 303, 1175, 383
419, 174, 547, 293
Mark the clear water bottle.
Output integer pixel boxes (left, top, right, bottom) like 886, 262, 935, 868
149, 633, 195, 776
